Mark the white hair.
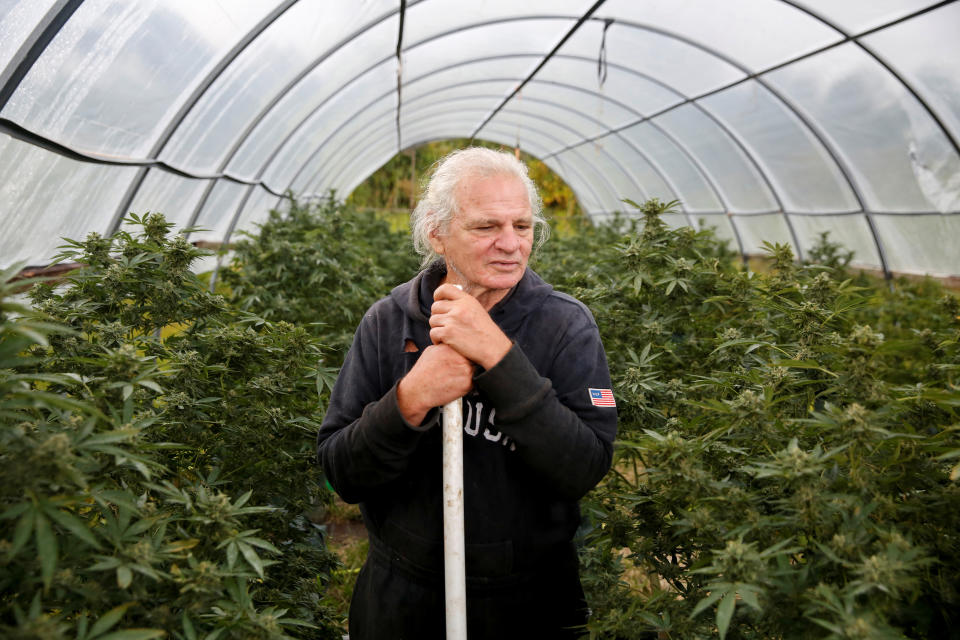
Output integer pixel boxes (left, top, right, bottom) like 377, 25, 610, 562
410, 147, 548, 268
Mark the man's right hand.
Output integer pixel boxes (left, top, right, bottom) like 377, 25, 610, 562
396, 344, 474, 426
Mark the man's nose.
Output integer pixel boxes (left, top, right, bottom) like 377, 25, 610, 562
494, 226, 520, 252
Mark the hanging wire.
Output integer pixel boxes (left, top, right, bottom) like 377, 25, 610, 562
597, 18, 614, 87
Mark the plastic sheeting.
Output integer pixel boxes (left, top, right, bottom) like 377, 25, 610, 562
0, 0, 958, 277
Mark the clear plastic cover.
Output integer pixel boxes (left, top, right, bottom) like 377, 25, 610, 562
403, 0, 593, 47
490, 98, 613, 143
792, 0, 941, 34
2, 0, 959, 277
521, 80, 639, 130
562, 138, 646, 206
403, 80, 519, 114
730, 213, 797, 256
554, 147, 623, 212
701, 80, 859, 212
541, 155, 604, 214
401, 98, 507, 136
654, 104, 778, 212
0, 0, 58, 67
598, 0, 839, 72
308, 121, 399, 196
580, 133, 678, 206
162, 1, 397, 173
697, 214, 738, 250
482, 120, 568, 159
535, 54, 684, 117
3, 0, 279, 157
765, 42, 960, 213
403, 19, 574, 88
127, 169, 211, 231
187, 180, 250, 245
557, 19, 744, 98
788, 213, 882, 268
261, 61, 398, 189
232, 186, 284, 239
0, 134, 136, 268
620, 122, 723, 212
873, 214, 960, 276
313, 128, 398, 197
864, 3, 960, 171
227, 16, 400, 181
402, 57, 540, 104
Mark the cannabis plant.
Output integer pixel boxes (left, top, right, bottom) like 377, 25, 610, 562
3, 214, 341, 638
222, 194, 419, 360
556, 200, 960, 639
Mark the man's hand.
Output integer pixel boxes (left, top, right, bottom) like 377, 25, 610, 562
397, 344, 474, 426
430, 284, 513, 370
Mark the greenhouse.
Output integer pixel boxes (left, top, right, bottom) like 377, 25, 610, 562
1, 1, 959, 639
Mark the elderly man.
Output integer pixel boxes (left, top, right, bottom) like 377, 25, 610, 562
317, 147, 617, 638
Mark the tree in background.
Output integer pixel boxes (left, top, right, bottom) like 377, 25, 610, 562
345, 139, 582, 225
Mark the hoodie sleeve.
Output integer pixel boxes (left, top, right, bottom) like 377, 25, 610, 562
315, 304, 438, 504
473, 305, 617, 501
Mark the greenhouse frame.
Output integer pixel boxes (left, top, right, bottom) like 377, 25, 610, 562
1, 0, 959, 275
4, 3, 960, 639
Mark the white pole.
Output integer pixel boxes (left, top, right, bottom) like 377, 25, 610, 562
442, 394, 467, 638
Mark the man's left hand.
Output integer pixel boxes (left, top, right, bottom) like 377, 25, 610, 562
430, 284, 512, 370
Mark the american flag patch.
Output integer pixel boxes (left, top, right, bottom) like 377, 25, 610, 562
589, 388, 616, 407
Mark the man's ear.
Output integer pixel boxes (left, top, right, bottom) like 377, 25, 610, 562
427, 227, 445, 255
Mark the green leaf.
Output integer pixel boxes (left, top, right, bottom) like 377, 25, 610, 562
34, 511, 57, 589
738, 585, 761, 611
717, 589, 737, 640
137, 379, 164, 394
237, 540, 265, 578
9, 508, 35, 559
242, 535, 280, 553
84, 429, 141, 446
233, 490, 252, 508
691, 589, 724, 618
97, 630, 165, 640
41, 503, 102, 550
89, 602, 134, 638
181, 613, 197, 640
225, 541, 238, 568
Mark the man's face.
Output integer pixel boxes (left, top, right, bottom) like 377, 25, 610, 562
429, 174, 534, 301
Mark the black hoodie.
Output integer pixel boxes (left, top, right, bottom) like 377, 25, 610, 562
316, 261, 617, 579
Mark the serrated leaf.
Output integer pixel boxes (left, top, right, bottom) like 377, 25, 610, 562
34, 511, 57, 589
42, 503, 102, 550
97, 630, 165, 640
233, 490, 252, 508
182, 613, 197, 640
163, 539, 199, 554
9, 508, 35, 558
237, 540, 264, 577
89, 602, 134, 638
137, 380, 163, 394
84, 429, 140, 446
241, 535, 279, 553
717, 589, 736, 640
0, 501, 31, 521
226, 541, 238, 568
738, 585, 760, 611
691, 589, 724, 618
